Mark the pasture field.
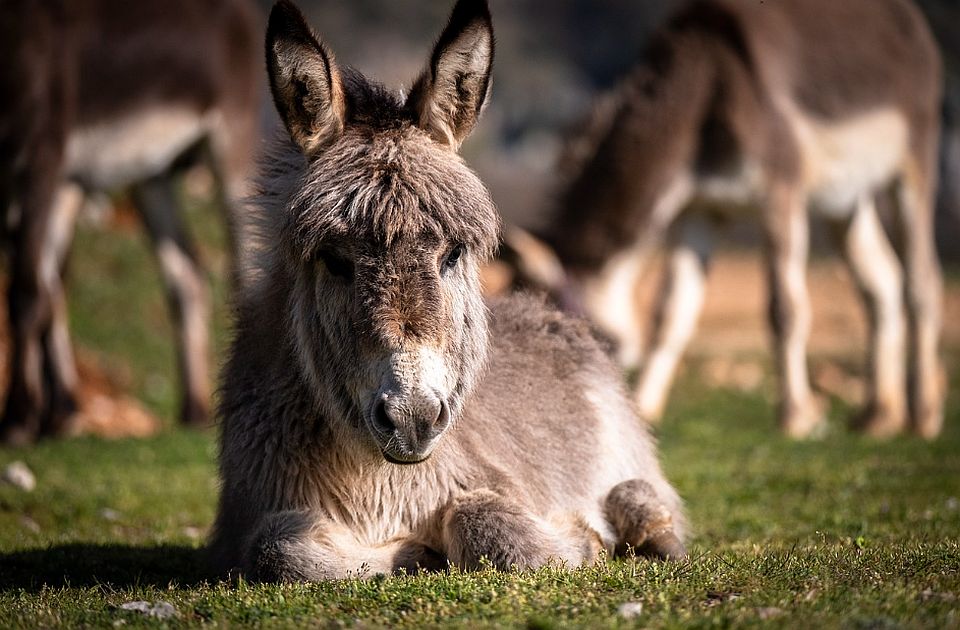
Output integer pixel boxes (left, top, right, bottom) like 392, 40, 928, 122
0, 196, 958, 628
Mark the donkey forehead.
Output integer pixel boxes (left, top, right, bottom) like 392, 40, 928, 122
290, 130, 500, 254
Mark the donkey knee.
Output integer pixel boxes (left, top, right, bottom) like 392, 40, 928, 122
247, 511, 328, 582
443, 490, 556, 571
605, 479, 687, 561
247, 511, 397, 581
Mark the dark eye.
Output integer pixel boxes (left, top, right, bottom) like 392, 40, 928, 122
442, 243, 465, 272
317, 249, 354, 281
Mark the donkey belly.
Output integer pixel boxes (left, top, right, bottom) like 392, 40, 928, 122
789, 106, 909, 218
574, 370, 681, 546
65, 106, 214, 190
474, 295, 686, 547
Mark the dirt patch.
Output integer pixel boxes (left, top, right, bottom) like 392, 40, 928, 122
635, 251, 960, 358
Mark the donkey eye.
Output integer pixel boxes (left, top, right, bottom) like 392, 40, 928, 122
442, 244, 465, 272
317, 250, 354, 281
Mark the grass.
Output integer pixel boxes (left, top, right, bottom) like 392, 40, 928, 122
0, 189, 958, 627
1, 384, 957, 628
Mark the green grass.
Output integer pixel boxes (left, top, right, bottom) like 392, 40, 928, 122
1, 384, 957, 628
0, 195, 958, 627
64, 189, 233, 420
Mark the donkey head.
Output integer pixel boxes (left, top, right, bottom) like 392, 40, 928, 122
265, 0, 498, 463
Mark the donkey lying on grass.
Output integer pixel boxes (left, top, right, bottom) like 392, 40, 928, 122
210, 0, 686, 580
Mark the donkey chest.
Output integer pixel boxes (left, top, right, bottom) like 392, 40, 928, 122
306, 464, 466, 546
65, 106, 214, 190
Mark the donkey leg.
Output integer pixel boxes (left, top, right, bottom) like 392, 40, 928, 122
39, 183, 83, 436
605, 479, 687, 560
896, 152, 944, 439
248, 510, 437, 581
441, 489, 590, 571
582, 248, 650, 370
635, 215, 711, 422
764, 183, 822, 438
834, 194, 907, 437
583, 178, 692, 370
0, 159, 61, 445
131, 174, 212, 427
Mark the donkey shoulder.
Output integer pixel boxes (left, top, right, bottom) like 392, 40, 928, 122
485, 293, 617, 377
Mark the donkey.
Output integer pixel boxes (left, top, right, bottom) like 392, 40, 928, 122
0, 0, 261, 444
209, 0, 686, 581
501, 0, 945, 439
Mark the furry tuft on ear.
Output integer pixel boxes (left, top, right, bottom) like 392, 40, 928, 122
405, 0, 494, 151
266, 0, 346, 156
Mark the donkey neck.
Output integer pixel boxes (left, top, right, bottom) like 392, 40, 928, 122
541, 28, 721, 274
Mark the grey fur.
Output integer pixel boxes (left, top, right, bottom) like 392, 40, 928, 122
209, 0, 685, 580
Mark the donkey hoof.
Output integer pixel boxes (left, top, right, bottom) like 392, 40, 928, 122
180, 397, 211, 428
779, 400, 826, 440
912, 409, 944, 440
0, 422, 39, 447
851, 406, 906, 438
639, 529, 687, 561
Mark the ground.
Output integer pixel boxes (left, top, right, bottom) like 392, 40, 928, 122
0, 187, 958, 627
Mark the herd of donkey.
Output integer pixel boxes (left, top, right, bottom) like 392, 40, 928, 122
0, 0, 951, 578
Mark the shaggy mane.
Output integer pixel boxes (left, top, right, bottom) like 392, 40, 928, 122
249, 67, 500, 273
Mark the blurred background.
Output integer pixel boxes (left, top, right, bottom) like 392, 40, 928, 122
2, 5, 959, 621
3, 0, 958, 433
292, 0, 960, 251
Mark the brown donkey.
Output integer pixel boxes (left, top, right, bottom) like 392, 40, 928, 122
209, 0, 686, 580
503, 0, 945, 439
0, 0, 261, 444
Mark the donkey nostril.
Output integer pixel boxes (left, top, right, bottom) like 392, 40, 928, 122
434, 399, 450, 429
373, 399, 396, 435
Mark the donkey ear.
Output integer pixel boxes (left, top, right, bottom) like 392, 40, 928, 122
266, 0, 346, 156
406, 0, 494, 151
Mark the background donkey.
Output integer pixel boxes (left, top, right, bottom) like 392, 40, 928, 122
210, 0, 685, 580
501, 0, 945, 439
0, 0, 261, 444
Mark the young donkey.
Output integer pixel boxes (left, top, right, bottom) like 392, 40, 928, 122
0, 0, 260, 444
210, 0, 686, 580
505, 0, 945, 438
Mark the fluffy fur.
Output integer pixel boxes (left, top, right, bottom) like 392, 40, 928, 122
209, 0, 686, 580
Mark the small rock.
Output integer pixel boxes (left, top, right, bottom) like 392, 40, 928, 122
617, 602, 643, 619
2, 461, 36, 491
706, 590, 741, 603
920, 589, 957, 603
757, 607, 783, 620
19, 516, 40, 533
182, 526, 203, 540
946, 497, 958, 511
100, 508, 122, 522
119, 601, 178, 619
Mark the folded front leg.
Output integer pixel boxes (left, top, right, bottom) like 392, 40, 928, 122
442, 489, 596, 571
247, 510, 438, 581
605, 479, 687, 560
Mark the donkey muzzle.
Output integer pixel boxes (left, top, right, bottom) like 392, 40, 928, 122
368, 391, 450, 463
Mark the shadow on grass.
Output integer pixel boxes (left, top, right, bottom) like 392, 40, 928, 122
0, 544, 211, 591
